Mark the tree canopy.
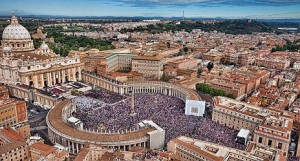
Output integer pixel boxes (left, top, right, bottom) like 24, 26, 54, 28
33, 32, 115, 56
196, 83, 235, 99
121, 20, 276, 35
271, 39, 300, 52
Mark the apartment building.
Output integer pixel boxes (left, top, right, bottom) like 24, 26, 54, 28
168, 136, 285, 161
213, 96, 293, 155
208, 79, 246, 99
256, 58, 290, 70
0, 85, 30, 138
132, 56, 163, 79
0, 128, 29, 161
29, 142, 69, 161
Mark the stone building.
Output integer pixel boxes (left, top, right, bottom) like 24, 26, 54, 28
132, 56, 163, 79
213, 96, 293, 156
0, 128, 30, 161
168, 136, 286, 161
0, 15, 84, 89
29, 142, 69, 161
0, 85, 30, 138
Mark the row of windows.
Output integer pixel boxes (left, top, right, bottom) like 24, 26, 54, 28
216, 107, 260, 122
258, 137, 283, 149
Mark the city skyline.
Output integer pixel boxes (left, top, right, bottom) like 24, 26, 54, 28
0, 0, 300, 19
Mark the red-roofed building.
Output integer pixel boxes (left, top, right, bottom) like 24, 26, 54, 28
0, 128, 29, 161
0, 85, 30, 138
29, 142, 69, 161
168, 136, 286, 161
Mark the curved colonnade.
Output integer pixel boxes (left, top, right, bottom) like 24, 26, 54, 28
47, 72, 201, 154
47, 99, 154, 154
81, 72, 201, 101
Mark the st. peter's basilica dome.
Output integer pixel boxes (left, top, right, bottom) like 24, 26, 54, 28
1, 15, 34, 52
2, 15, 31, 40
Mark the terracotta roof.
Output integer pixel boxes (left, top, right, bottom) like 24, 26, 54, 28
0, 128, 25, 142
30, 142, 57, 156
55, 150, 68, 158
172, 138, 224, 161
214, 97, 265, 120
15, 52, 54, 61
0, 141, 26, 155
160, 152, 171, 158
48, 99, 155, 142
132, 56, 161, 61
246, 142, 255, 152
74, 146, 90, 161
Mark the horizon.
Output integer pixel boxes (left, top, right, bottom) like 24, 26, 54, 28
0, 0, 300, 19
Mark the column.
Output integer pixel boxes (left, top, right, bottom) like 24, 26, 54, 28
51, 72, 55, 85
25, 76, 30, 86
41, 74, 45, 88
48, 72, 52, 87
62, 70, 66, 83
68, 69, 71, 82
76, 143, 79, 154
33, 75, 38, 88
58, 71, 61, 83
72, 142, 75, 154
72, 68, 76, 81
78, 67, 82, 80
68, 140, 71, 153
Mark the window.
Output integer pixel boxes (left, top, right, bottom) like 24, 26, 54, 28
258, 137, 263, 143
278, 143, 282, 149
268, 140, 272, 146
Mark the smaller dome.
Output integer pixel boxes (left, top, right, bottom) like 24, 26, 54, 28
40, 41, 49, 50
3, 46, 12, 52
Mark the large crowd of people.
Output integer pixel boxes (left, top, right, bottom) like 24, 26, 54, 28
74, 88, 245, 150
289, 156, 300, 161
85, 89, 127, 104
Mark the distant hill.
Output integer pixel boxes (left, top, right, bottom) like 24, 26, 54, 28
121, 20, 277, 35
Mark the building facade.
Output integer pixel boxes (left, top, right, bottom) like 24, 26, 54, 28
256, 58, 290, 70
213, 96, 293, 155
132, 56, 163, 79
0, 128, 30, 161
29, 142, 69, 161
0, 15, 84, 89
0, 85, 30, 138
168, 136, 286, 161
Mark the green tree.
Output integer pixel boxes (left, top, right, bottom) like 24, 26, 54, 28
183, 47, 189, 53
195, 83, 236, 99
160, 74, 170, 82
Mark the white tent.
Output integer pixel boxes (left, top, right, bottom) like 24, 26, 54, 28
185, 100, 205, 117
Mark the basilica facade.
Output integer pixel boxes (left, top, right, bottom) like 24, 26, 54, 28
0, 15, 83, 89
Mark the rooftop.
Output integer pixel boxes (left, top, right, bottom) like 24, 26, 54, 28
30, 142, 57, 157
0, 128, 25, 142
47, 99, 156, 142
171, 136, 281, 161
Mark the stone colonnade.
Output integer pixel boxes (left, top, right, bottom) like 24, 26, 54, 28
48, 128, 148, 154
82, 72, 199, 101
46, 100, 149, 154
127, 81, 188, 101
6, 85, 61, 107
21, 66, 82, 89
82, 72, 127, 95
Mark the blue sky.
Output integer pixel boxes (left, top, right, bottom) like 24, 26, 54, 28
0, 0, 300, 19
